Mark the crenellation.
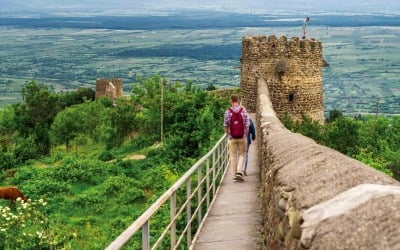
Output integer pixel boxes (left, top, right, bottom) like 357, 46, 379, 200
288, 37, 300, 52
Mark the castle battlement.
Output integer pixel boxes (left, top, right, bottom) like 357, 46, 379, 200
240, 35, 325, 123
242, 35, 323, 63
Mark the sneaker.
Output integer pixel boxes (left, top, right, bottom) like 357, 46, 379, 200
235, 173, 244, 181
243, 171, 247, 176
233, 176, 239, 182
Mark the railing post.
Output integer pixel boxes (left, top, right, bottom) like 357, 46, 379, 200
223, 137, 228, 171
197, 166, 202, 226
206, 158, 210, 208
142, 221, 150, 250
217, 142, 221, 170
186, 178, 192, 247
170, 192, 176, 249
212, 150, 216, 196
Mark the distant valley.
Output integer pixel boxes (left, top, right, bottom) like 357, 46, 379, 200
0, 11, 399, 115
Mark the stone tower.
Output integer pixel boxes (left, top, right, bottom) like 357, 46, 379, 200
241, 35, 325, 123
95, 78, 123, 100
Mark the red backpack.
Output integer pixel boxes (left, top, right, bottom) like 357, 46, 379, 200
229, 107, 244, 138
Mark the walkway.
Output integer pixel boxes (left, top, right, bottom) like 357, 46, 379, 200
194, 114, 261, 250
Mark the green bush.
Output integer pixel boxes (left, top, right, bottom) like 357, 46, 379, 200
52, 157, 110, 184
102, 176, 144, 203
97, 150, 115, 162
13, 135, 40, 163
72, 189, 104, 211
20, 179, 72, 201
0, 198, 75, 250
0, 151, 15, 172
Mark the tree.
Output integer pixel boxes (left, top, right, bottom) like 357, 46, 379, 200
102, 98, 136, 149
205, 83, 217, 91
297, 113, 325, 144
59, 87, 95, 109
0, 107, 17, 152
79, 100, 109, 143
131, 75, 164, 138
326, 109, 343, 123
13, 81, 60, 155
326, 117, 361, 156
51, 107, 84, 151
73, 134, 89, 157
19, 81, 60, 128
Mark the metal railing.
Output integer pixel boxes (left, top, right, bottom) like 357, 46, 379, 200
106, 134, 229, 250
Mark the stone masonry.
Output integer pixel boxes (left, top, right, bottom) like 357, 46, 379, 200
95, 78, 123, 100
241, 35, 325, 122
256, 78, 400, 250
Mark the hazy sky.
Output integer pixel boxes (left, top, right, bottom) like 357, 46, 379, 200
2, 0, 400, 14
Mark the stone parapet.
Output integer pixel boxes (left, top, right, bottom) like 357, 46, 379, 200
256, 78, 400, 250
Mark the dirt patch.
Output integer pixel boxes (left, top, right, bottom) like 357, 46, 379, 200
128, 154, 146, 160
34, 163, 49, 168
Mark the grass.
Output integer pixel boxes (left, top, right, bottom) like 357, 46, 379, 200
0, 138, 155, 249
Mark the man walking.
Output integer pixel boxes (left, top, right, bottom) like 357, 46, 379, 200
224, 94, 249, 182
243, 118, 256, 176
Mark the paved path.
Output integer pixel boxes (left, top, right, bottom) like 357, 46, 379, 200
194, 114, 261, 250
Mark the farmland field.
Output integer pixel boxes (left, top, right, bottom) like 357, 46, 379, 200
0, 13, 399, 115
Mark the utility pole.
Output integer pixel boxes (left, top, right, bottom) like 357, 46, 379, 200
375, 96, 380, 119
160, 79, 164, 144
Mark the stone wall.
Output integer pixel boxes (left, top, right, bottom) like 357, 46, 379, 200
241, 35, 324, 123
95, 78, 123, 100
256, 78, 400, 250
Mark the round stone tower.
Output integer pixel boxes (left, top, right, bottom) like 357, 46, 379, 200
240, 35, 325, 123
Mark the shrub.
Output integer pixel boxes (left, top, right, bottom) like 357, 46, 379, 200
20, 179, 72, 201
102, 176, 144, 203
0, 151, 15, 172
97, 150, 115, 162
13, 135, 40, 163
0, 198, 75, 249
72, 189, 104, 211
52, 157, 110, 185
